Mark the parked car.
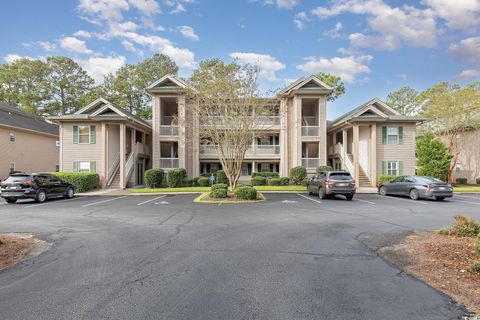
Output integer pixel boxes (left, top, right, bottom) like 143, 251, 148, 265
307, 170, 356, 200
0, 173, 75, 204
378, 175, 453, 201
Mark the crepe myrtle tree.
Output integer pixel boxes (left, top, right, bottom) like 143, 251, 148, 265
185, 59, 274, 191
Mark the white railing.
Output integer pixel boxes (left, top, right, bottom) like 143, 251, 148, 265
160, 125, 178, 136
338, 143, 354, 176
254, 145, 280, 155
302, 126, 320, 136
302, 116, 318, 126
200, 145, 280, 156
160, 158, 179, 169
124, 152, 135, 186
257, 116, 280, 126
328, 143, 341, 155
200, 145, 217, 155
161, 116, 175, 125
302, 158, 320, 169
107, 153, 120, 186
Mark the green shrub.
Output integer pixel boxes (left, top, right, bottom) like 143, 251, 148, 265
280, 177, 290, 185
166, 168, 187, 188
193, 177, 200, 185
473, 262, 480, 273
455, 177, 468, 185
267, 178, 282, 186
251, 176, 267, 186
144, 168, 164, 188
316, 165, 332, 173
184, 177, 195, 187
210, 189, 227, 199
234, 186, 257, 200
301, 178, 309, 186
477, 177, 480, 185
216, 170, 228, 184
476, 233, 480, 254
448, 215, 480, 237
378, 175, 397, 185
53, 172, 99, 192
211, 183, 228, 191
197, 177, 210, 187
438, 228, 450, 236
252, 172, 280, 179
290, 166, 307, 185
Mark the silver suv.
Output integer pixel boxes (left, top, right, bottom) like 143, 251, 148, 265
307, 170, 356, 200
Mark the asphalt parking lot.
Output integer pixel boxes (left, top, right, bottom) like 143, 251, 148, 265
1, 192, 480, 319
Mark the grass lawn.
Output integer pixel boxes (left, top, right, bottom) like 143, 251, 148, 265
130, 185, 306, 193
453, 185, 480, 193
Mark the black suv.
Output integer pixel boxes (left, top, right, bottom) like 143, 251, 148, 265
0, 173, 75, 204
307, 170, 356, 200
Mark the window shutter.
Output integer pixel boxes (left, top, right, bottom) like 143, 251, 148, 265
90, 125, 96, 144
382, 161, 387, 175
73, 161, 79, 172
398, 126, 403, 144
269, 136, 274, 145
73, 126, 79, 144
382, 126, 387, 144
90, 161, 96, 173
399, 161, 404, 175
257, 138, 261, 145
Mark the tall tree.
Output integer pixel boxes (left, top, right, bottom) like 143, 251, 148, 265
314, 72, 345, 101
416, 133, 453, 181
386, 86, 420, 116
43, 56, 94, 115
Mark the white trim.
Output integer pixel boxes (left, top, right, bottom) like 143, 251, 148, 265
146, 74, 191, 90
75, 97, 111, 115
351, 105, 389, 119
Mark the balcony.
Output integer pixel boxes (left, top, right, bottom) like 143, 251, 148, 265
302, 126, 320, 137
328, 143, 341, 156
200, 144, 280, 157
160, 125, 178, 136
160, 158, 179, 169
199, 145, 217, 156
253, 145, 280, 155
302, 158, 320, 169
257, 116, 280, 126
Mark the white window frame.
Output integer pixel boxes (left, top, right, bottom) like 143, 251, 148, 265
9, 132, 15, 143
9, 162, 15, 174
387, 161, 398, 175
386, 127, 398, 144
78, 161, 91, 173
78, 126, 90, 144
455, 162, 461, 172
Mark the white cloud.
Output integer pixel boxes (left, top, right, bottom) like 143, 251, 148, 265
296, 55, 373, 83
457, 68, 480, 80
294, 12, 308, 29
252, 0, 299, 9
121, 40, 144, 56
449, 37, 480, 65
78, 0, 130, 22
22, 41, 56, 52
73, 30, 93, 38
323, 22, 343, 39
229, 52, 286, 80
178, 25, 199, 41
349, 33, 400, 50
171, 3, 186, 13
424, 0, 480, 32
3, 54, 35, 63
59, 36, 94, 54
78, 55, 126, 83
129, 0, 160, 15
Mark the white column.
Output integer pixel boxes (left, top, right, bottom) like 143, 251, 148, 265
318, 96, 327, 165
119, 123, 126, 189
152, 96, 160, 168
353, 124, 360, 187
294, 95, 302, 167
342, 129, 347, 170
178, 95, 186, 169
370, 124, 377, 187
279, 99, 288, 177
102, 123, 108, 188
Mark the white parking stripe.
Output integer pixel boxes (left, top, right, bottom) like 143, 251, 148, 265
383, 196, 429, 205
455, 194, 480, 200
354, 198, 375, 205
297, 193, 322, 204
82, 196, 128, 208
137, 195, 166, 206
450, 199, 480, 205
23, 197, 84, 209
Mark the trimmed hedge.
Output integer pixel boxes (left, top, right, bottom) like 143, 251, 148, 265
301, 178, 309, 186
268, 178, 282, 186
167, 168, 187, 188
455, 177, 468, 185
197, 177, 210, 187
477, 177, 480, 185
184, 177, 195, 187
316, 165, 333, 173
216, 170, 228, 184
53, 172, 99, 193
144, 168, 164, 188
212, 183, 228, 191
210, 189, 228, 199
378, 174, 397, 185
252, 172, 280, 179
279, 177, 290, 185
290, 166, 307, 185
251, 176, 267, 186
234, 186, 257, 200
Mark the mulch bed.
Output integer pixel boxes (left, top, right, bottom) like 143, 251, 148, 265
0, 234, 34, 270
380, 232, 480, 315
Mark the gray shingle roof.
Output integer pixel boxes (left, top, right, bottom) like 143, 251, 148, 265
0, 101, 58, 136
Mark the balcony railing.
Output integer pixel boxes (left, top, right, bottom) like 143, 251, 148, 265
199, 145, 217, 155
302, 158, 320, 169
302, 126, 320, 136
328, 143, 341, 155
302, 116, 318, 126
160, 125, 178, 136
257, 116, 280, 126
160, 158, 179, 169
200, 145, 280, 156
253, 145, 280, 155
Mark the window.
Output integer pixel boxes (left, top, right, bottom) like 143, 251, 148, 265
9, 132, 15, 142
55, 165, 60, 172
78, 126, 90, 144
79, 161, 91, 172
387, 161, 398, 175
387, 127, 398, 144
135, 131, 143, 144
455, 162, 461, 172
8, 163, 15, 174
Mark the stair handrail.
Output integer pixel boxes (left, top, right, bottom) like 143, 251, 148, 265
338, 142, 355, 177
124, 152, 135, 186
107, 153, 120, 186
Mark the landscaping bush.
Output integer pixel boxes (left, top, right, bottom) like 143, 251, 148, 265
251, 176, 267, 186
455, 177, 468, 185
209, 188, 227, 199
197, 177, 210, 187
448, 215, 480, 237
184, 177, 195, 187
316, 165, 332, 173
477, 177, 480, 185
144, 168, 164, 188
290, 166, 307, 185
53, 172, 99, 193
166, 168, 187, 188
473, 262, 480, 273
301, 178, 309, 186
378, 174, 397, 185
216, 170, 228, 184
267, 178, 282, 186
252, 172, 280, 179
193, 176, 200, 185
234, 186, 257, 200
280, 177, 290, 185
476, 233, 480, 254
211, 183, 228, 191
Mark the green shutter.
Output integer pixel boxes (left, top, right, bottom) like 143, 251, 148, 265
382, 161, 387, 175
90, 125, 96, 144
73, 161, 79, 172
382, 126, 387, 144
398, 126, 403, 144
399, 161, 404, 175
90, 161, 96, 173
73, 126, 79, 144
269, 136, 274, 145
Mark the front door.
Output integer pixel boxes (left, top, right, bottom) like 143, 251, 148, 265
136, 161, 144, 185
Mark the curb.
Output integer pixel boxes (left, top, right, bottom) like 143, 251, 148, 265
193, 192, 266, 204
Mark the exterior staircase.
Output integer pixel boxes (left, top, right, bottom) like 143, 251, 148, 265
108, 170, 121, 189
358, 166, 372, 187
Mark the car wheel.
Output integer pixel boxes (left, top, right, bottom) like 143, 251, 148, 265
5, 198, 17, 204
65, 187, 75, 199
319, 188, 327, 199
307, 186, 313, 195
345, 194, 354, 201
379, 186, 387, 196
409, 189, 419, 201
435, 196, 445, 201
36, 190, 47, 203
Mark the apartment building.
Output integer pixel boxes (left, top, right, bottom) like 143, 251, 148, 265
444, 128, 480, 184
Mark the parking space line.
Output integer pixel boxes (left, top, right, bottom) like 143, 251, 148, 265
454, 194, 480, 200
449, 199, 480, 205
297, 193, 322, 204
354, 198, 375, 205
137, 195, 166, 206
383, 196, 429, 205
82, 196, 128, 208
23, 197, 85, 209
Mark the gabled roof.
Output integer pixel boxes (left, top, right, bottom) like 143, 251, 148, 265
278, 76, 333, 97
145, 74, 193, 93
0, 101, 58, 136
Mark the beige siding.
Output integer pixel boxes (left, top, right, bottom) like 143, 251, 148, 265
0, 126, 58, 180
448, 129, 480, 184
376, 123, 416, 176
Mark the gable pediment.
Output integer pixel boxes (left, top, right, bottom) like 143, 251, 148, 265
146, 74, 192, 91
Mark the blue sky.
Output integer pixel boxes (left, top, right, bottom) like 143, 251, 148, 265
0, 0, 479, 119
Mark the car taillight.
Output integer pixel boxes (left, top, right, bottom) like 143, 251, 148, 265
23, 180, 35, 186
325, 178, 333, 185
422, 184, 433, 189
351, 178, 356, 184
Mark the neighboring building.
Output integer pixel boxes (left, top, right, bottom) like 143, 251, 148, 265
49, 98, 152, 189
448, 128, 480, 184
0, 101, 59, 180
